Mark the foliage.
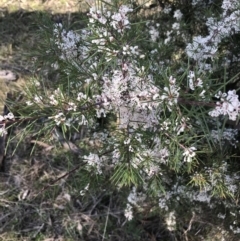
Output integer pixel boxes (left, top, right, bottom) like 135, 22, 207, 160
1, 0, 240, 240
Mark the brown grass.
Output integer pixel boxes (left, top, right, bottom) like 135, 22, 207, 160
0, 0, 81, 13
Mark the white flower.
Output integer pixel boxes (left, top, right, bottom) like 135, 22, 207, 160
50, 112, 66, 126
130, 46, 139, 55
110, 5, 132, 33
183, 147, 197, 162
88, 7, 107, 25
173, 10, 183, 21
4, 112, 14, 120
188, 71, 203, 90
0, 113, 15, 123
124, 138, 131, 145
77, 92, 87, 101
79, 115, 88, 126
0, 126, 7, 136
124, 203, 133, 221
209, 90, 240, 121
34, 95, 42, 103
53, 23, 81, 61
49, 95, 58, 105
67, 102, 77, 111
165, 211, 176, 231
83, 153, 105, 174
163, 6, 171, 14
217, 213, 226, 219
149, 26, 159, 42
96, 108, 106, 118
199, 90, 206, 98
26, 101, 33, 106
172, 22, 180, 30
119, 5, 133, 15
161, 76, 180, 110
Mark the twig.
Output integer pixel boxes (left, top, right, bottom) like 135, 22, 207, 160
102, 195, 111, 241
183, 211, 196, 241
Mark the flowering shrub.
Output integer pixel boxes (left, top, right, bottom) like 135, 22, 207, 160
8, 0, 240, 237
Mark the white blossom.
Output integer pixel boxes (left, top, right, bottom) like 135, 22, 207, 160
110, 5, 133, 33
149, 26, 159, 42
161, 76, 180, 110
163, 6, 171, 14
165, 211, 176, 231
172, 22, 180, 30
50, 112, 66, 126
173, 10, 183, 21
209, 90, 240, 121
124, 203, 133, 221
88, 7, 108, 25
0, 126, 7, 137
4, 112, 14, 120
183, 147, 197, 162
188, 71, 203, 90
83, 153, 104, 174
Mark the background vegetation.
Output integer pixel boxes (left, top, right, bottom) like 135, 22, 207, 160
0, 0, 239, 241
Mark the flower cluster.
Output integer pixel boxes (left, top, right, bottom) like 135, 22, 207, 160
186, 1, 240, 70
161, 76, 180, 111
209, 90, 240, 121
53, 23, 81, 61
0, 112, 14, 137
88, 7, 109, 25
187, 71, 203, 90
124, 187, 146, 221
0, 112, 14, 122
21, 1, 240, 231
95, 65, 161, 130
111, 5, 133, 33
183, 146, 197, 163
83, 153, 105, 174
43, 3, 240, 195
50, 112, 66, 126
148, 23, 160, 42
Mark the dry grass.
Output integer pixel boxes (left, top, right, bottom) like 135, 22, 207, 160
0, 1, 109, 240
0, 0, 81, 13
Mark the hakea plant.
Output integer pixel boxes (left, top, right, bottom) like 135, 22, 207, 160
5, 0, 240, 225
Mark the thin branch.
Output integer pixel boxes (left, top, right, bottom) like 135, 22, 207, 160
183, 211, 196, 241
